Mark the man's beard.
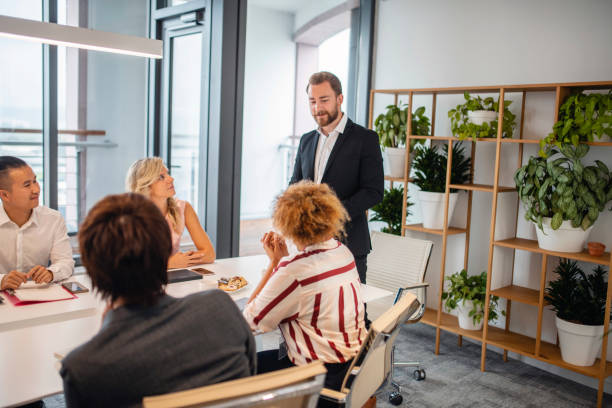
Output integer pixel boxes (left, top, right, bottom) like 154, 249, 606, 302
313, 107, 339, 127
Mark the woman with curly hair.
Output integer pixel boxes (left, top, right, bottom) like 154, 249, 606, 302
126, 157, 215, 268
243, 180, 366, 392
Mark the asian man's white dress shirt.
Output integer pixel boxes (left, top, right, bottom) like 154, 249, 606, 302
0, 204, 74, 283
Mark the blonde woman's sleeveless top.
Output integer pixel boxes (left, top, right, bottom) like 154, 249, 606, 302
166, 199, 186, 255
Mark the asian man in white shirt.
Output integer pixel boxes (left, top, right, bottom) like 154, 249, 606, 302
0, 156, 74, 290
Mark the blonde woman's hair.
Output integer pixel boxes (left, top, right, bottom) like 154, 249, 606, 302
125, 157, 183, 233
273, 181, 349, 248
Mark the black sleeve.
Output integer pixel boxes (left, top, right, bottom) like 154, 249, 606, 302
341, 129, 384, 218
289, 139, 304, 185
60, 365, 85, 408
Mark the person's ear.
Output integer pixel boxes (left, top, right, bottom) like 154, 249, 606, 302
0, 189, 9, 202
337, 94, 343, 107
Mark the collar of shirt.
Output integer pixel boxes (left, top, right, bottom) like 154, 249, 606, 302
303, 238, 339, 253
0, 204, 38, 229
316, 111, 348, 139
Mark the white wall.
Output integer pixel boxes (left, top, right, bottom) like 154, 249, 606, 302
85, 0, 148, 211
372, 0, 612, 392
241, 5, 296, 219
293, 0, 347, 32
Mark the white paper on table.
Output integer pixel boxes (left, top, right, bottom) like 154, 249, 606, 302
13, 283, 73, 301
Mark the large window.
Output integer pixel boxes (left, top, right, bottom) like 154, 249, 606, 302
0, 1, 44, 203
1, 1, 149, 234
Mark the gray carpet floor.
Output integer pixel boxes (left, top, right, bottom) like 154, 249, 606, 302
43, 323, 609, 407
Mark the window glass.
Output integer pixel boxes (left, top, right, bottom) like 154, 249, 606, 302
0, 1, 44, 202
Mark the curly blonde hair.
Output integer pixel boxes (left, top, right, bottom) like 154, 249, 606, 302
125, 157, 183, 233
273, 181, 349, 248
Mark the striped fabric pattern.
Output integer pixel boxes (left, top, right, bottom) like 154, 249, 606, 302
243, 238, 366, 365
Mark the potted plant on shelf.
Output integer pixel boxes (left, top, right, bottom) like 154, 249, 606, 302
441, 269, 504, 331
545, 259, 608, 366
514, 144, 612, 252
540, 90, 612, 156
374, 104, 431, 178
369, 185, 413, 235
412, 143, 471, 229
448, 91, 516, 140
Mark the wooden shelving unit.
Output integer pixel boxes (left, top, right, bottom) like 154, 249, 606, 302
368, 81, 612, 407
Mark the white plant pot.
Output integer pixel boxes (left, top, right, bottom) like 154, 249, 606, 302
457, 300, 483, 331
556, 317, 603, 366
468, 110, 497, 126
418, 191, 459, 230
597, 332, 612, 362
534, 217, 594, 253
382, 147, 406, 178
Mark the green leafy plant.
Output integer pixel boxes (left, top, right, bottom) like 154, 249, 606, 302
441, 269, 504, 325
411, 143, 471, 193
514, 144, 612, 231
545, 259, 607, 325
540, 91, 612, 156
369, 186, 413, 235
374, 104, 431, 150
448, 91, 516, 140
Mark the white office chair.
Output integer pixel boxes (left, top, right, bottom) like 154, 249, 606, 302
142, 361, 326, 408
319, 291, 421, 408
366, 230, 433, 405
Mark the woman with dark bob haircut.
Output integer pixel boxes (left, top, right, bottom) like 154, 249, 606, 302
243, 181, 366, 392
61, 193, 255, 408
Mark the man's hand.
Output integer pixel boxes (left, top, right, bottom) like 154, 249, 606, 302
261, 231, 289, 266
27, 265, 53, 284
1, 270, 28, 290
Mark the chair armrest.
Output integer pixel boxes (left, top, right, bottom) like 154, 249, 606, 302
320, 387, 347, 403
401, 283, 429, 290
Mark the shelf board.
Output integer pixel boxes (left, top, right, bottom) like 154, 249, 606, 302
494, 238, 611, 266
384, 175, 412, 182
403, 223, 467, 236
449, 183, 516, 193
487, 327, 612, 378
490, 285, 543, 306
421, 308, 484, 342
371, 81, 612, 96
422, 308, 612, 378
405, 135, 612, 147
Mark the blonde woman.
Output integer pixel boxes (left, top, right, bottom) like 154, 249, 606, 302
126, 158, 215, 268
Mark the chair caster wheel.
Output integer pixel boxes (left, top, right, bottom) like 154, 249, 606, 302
413, 369, 426, 381
389, 391, 403, 405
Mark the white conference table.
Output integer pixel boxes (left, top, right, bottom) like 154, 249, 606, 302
0, 255, 392, 407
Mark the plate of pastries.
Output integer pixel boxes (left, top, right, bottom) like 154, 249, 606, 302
218, 276, 248, 292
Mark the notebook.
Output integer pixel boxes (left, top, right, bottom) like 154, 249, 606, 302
168, 268, 204, 283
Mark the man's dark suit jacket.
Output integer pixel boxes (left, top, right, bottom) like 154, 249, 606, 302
290, 117, 384, 257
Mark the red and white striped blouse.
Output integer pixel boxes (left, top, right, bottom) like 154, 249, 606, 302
243, 238, 366, 365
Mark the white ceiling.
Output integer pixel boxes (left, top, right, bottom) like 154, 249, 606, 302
248, 0, 308, 14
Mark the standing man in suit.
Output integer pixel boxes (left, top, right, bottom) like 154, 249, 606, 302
290, 71, 384, 287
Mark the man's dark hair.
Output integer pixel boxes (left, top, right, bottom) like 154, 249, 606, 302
0, 156, 28, 190
306, 71, 342, 96
79, 193, 172, 305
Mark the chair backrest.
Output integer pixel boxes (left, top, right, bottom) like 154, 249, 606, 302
337, 292, 420, 407
367, 231, 433, 293
143, 361, 327, 408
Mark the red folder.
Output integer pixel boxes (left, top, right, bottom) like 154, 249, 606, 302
2, 287, 77, 306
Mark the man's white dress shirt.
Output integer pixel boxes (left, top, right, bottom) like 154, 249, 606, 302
0, 204, 74, 283
314, 112, 348, 184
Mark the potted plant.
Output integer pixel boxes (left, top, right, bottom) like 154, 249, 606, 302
514, 144, 612, 252
374, 104, 431, 177
369, 186, 413, 235
412, 143, 471, 229
540, 90, 612, 156
448, 91, 516, 140
441, 269, 504, 331
545, 259, 608, 366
